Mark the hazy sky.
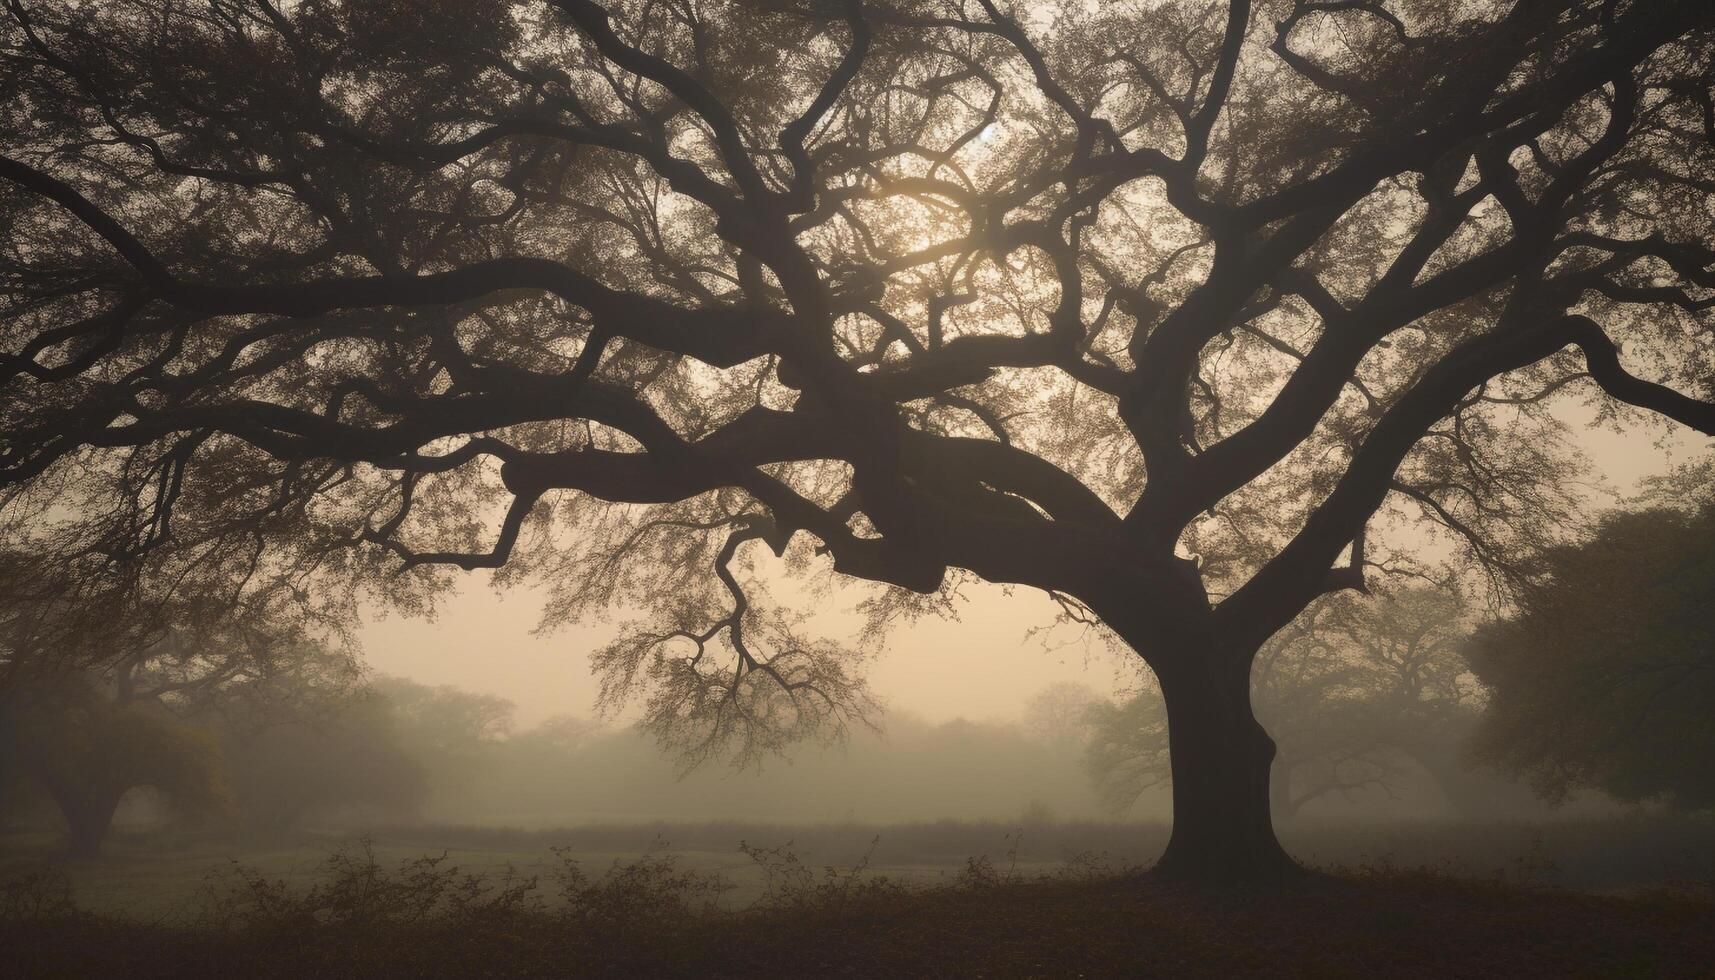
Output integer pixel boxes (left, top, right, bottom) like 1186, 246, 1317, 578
362, 410, 1709, 729
362, 576, 1139, 728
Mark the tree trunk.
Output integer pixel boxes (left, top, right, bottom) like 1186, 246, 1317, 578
39, 778, 122, 859
1152, 654, 1302, 883
64, 798, 119, 859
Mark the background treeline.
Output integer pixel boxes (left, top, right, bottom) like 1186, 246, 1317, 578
1, 668, 1111, 845
0, 660, 1557, 852
6, 491, 1714, 854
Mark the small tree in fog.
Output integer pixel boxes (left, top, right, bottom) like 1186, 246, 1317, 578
1022, 681, 1102, 748
0, 560, 360, 853
1468, 497, 1715, 810
372, 677, 518, 809
4, 0, 1715, 879
2, 674, 228, 857
210, 663, 429, 837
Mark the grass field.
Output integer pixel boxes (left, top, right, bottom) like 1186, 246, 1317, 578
1, 823, 1082, 920
4, 812, 1715, 919
4, 816, 1713, 977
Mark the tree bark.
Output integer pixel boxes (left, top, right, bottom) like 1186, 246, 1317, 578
1152, 653, 1302, 883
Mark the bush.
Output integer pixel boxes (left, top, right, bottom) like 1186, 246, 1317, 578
738, 834, 904, 911
199, 839, 541, 935
0, 864, 79, 924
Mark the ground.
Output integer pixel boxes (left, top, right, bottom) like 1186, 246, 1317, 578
3, 819, 1713, 977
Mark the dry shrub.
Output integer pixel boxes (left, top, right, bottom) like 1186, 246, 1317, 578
0, 865, 79, 924
551, 836, 731, 923
738, 834, 905, 911
197, 838, 543, 935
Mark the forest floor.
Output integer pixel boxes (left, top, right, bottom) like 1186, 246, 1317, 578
3, 819, 1714, 977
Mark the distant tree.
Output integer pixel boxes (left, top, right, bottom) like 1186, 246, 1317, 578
375, 677, 517, 752
371, 677, 517, 809
520, 713, 605, 751
0, 548, 354, 853
1270, 587, 1490, 816
1082, 691, 1172, 816
1022, 681, 1102, 748
2, 674, 227, 856
5, 0, 1715, 880
199, 648, 427, 837
1088, 588, 1484, 819
1467, 501, 1715, 810
216, 691, 427, 837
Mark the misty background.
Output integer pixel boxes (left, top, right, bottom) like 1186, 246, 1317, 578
1, 412, 1690, 841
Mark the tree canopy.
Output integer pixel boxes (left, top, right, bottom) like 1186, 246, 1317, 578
3, 0, 1714, 879
1468, 496, 1715, 810
0, 516, 366, 853
2, 674, 229, 856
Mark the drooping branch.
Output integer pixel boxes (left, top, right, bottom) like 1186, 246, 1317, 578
591, 514, 878, 770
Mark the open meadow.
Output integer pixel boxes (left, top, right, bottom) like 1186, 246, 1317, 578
3, 815, 1713, 977
10, 814, 1715, 916
5, 816, 1715, 978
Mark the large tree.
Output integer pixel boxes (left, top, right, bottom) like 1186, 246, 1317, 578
2, 0, 1714, 880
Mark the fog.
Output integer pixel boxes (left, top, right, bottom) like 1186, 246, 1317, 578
359, 408, 1699, 733
6, 0, 1715, 971
359, 577, 1126, 732
12, 671, 1596, 840
3, 411, 1683, 843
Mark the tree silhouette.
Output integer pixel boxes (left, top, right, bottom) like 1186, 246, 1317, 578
2, 0, 1713, 879
214, 685, 428, 838
3, 672, 229, 856
1469, 497, 1715, 810
0, 586, 354, 854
